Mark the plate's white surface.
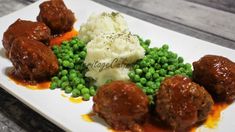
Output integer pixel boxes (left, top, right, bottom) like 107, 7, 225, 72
0, 0, 234, 131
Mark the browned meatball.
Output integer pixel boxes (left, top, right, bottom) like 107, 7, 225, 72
156, 75, 214, 131
9, 37, 58, 83
2, 19, 51, 55
93, 81, 149, 131
37, 0, 75, 34
193, 55, 235, 102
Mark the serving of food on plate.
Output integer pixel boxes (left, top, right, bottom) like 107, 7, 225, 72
0, 0, 235, 132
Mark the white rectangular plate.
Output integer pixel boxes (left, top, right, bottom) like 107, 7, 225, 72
0, 0, 234, 131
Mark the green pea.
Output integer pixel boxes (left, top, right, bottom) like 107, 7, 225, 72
145, 39, 151, 46
145, 72, 152, 79
72, 89, 80, 97
160, 57, 168, 64
69, 73, 77, 80
79, 51, 86, 59
156, 82, 161, 89
157, 51, 164, 57
134, 65, 140, 70
136, 82, 143, 88
61, 76, 68, 82
178, 57, 184, 63
81, 88, 90, 95
159, 69, 166, 76
50, 82, 57, 90
153, 73, 159, 79
69, 69, 77, 74
162, 44, 169, 50
57, 58, 62, 64
59, 66, 63, 71
135, 69, 143, 75
63, 55, 70, 60
77, 84, 84, 90
128, 71, 135, 79
185, 63, 192, 69
167, 65, 175, 71
65, 86, 73, 93
168, 71, 175, 76
90, 89, 96, 96
61, 82, 69, 88
80, 79, 85, 85
140, 78, 147, 85
134, 75, 140, 82
68, 51, 73, 57
146, 81, 154, 87
56, 80, 62, 88
175, 70, 181, 75
154, 63, 161, 70
70, 40, 78, 45
159, 77, 165, 82
142, 88, 147, 94
83, 94, 90, 101
143, 67, 149, 73
162, 63, 168, 69
148, 67, 155, 74
62, 41, 69, 45
52, 45, 59, 51
61, 70, 68, 76
51, 76, 59, 82
146, 88, 154, 95
149, 59, 155, 65
140, 61, 147, 68
68, 63, 74, 68
63, 60, 70, 67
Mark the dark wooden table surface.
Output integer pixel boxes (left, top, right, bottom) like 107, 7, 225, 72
0, 0, 234, 131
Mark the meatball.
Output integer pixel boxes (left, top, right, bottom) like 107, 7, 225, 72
93, 81, 149, 131
2, 19, 51, 55
37, 0, 75, 34
193, 55, 235, 102
9, 37, 58, 83
156, 75, 214, 131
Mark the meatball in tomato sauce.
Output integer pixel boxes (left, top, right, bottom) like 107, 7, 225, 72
193, 55, 235, 102
37, 0, 75, 34
9, 37, 58, 83
2, 19, 50, 55
93, 81, 149, 131
156, 75, 214, 131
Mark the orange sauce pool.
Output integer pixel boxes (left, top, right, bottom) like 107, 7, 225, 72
50, 29, 78, 46
84, 102, 229, 132
61, 94, 83, 104
81, 112, 96, 122
8, 69, 50, 90
204, 103, 229, 129
69, 97, 83, 104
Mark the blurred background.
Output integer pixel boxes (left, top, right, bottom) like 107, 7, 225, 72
0, 0, 235, 132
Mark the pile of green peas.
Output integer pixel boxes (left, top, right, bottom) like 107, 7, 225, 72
50, 37, 96, 101
129, 36, 192, 104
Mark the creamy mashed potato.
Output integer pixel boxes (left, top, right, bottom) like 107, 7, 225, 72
79, 12, 129, 43
86, 68, 130, 86
84, 32, 145, 86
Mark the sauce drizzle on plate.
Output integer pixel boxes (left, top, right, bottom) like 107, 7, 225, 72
8, 68, 50, 90
84, 102, 229, 132
204, 103, 228, 129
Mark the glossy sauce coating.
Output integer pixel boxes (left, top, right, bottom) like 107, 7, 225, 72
93, 81, 149, 132
9, 37, 58, 83
2, 19, 50, 55
193, 55, 235, 102
156, 75, 214, 131
37, 0, 75, 34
